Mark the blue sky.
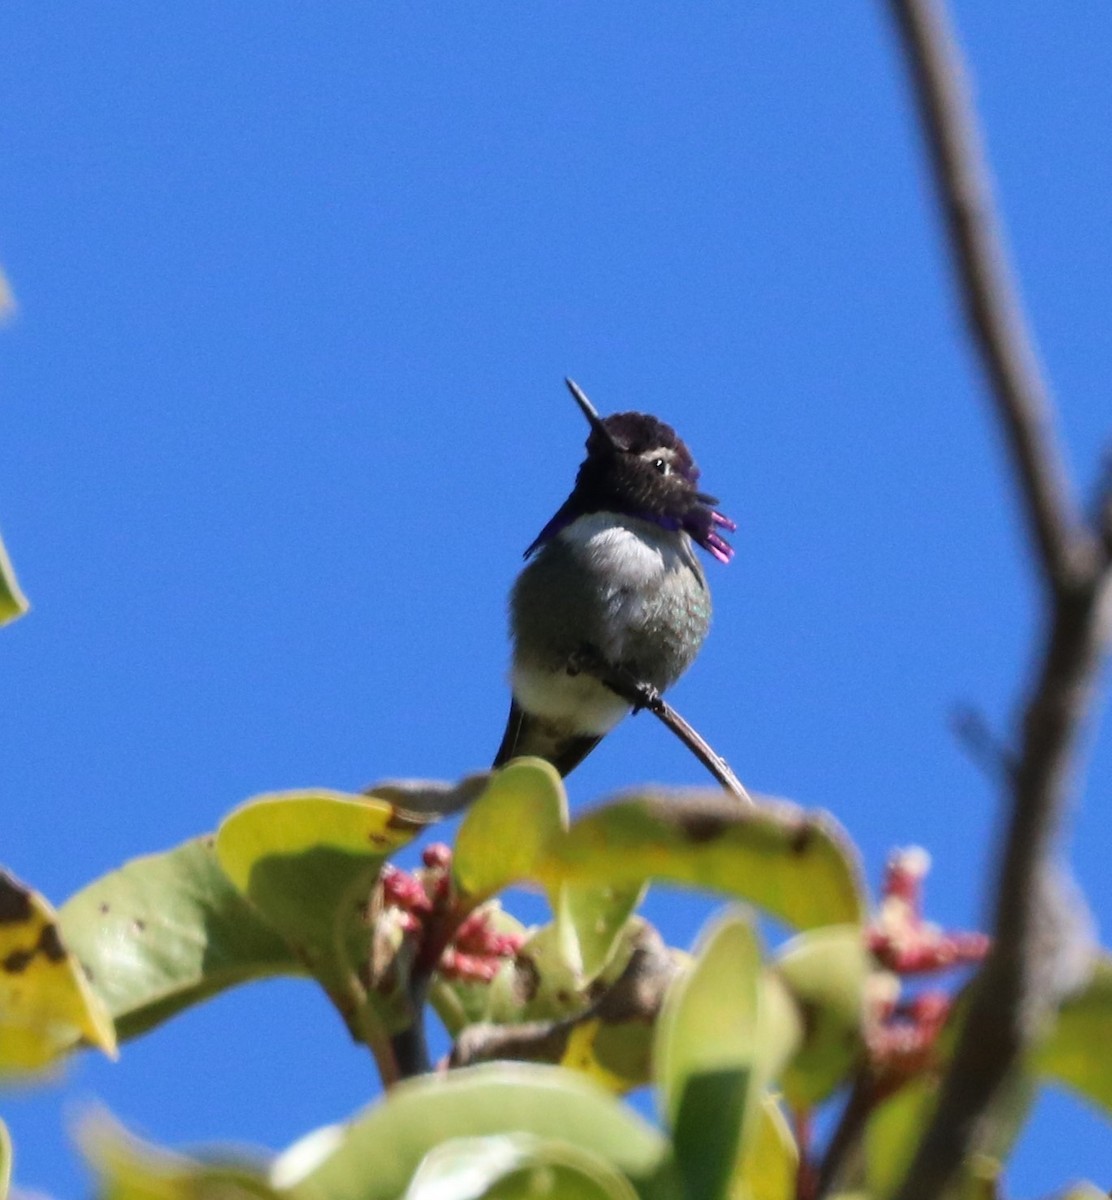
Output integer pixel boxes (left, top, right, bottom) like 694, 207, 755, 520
2, 4, 1110, 1194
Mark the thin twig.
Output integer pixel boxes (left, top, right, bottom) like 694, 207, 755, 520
950, 703, 1014, 784
583, 655, 755, 805
814, 1073, 874, 1198
884, 2, 1112, 1198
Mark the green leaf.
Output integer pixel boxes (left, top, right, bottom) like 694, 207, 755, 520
655, 911, 791, 1200
1036, 954, 1112, 1114
294, 1063, 673, 1200
60, 838, 300, 1042
0, 869, 116, 1074
0, 529, 28, 627
402, 1135, 639, 1200
554, 882, 645, 983
774, 925, 867, 1107
865, 1080, 935, 1199
215, 789, 426, 1035
80, 1112, 279, 1199
453, 760, 567, 902
535, 790, 865, 930
863, 1075, 1027, 1200
0, 1117, 11, 1200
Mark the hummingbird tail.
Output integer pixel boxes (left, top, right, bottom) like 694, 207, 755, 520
493, 698, 602, 778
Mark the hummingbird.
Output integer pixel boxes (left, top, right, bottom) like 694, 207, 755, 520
493, 378, 736, 777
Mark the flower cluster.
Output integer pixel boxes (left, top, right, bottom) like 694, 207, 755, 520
377, 844, 524, 984
866, 846, 990, 1092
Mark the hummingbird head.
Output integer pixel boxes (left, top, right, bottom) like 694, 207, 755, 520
563, 379, 736, 564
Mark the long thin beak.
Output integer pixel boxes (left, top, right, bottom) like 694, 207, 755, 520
565, 377, 621, 451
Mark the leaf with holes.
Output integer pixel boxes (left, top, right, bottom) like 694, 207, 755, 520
60, 838, 300, 1042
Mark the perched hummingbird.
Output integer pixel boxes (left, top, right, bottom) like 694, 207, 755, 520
493, 379, 736, 776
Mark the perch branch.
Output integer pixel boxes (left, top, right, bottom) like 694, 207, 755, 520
572, 650, 754, 805
884, 2, 1112, 1198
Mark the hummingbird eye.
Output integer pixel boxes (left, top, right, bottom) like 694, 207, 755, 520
652, 457, 669, 475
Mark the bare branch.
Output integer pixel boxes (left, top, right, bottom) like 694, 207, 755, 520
884, 1, 1112, 1196
887, 0, 1094, 594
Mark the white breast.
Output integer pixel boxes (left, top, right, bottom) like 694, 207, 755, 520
559, 511, 696, 591
509, 512, 705, 736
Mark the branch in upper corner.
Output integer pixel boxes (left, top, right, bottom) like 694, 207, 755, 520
885, 2, 1112, 1199
887, 0, 1094, 595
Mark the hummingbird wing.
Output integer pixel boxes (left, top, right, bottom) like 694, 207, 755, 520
492, 698, 602, 778
522, 495, 582, 560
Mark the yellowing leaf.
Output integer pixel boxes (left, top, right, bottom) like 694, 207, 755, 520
731, 1095, 798, 1200
535, 790, 865, 930
0, 869, 115, 1075
561, 1018, 640, 1094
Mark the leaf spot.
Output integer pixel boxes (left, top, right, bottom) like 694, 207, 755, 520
2, 947, 34, 974
790, 824, 816, 855
39, 923, 66, 963
0, 873, 32, 923
676, 811, 730, 844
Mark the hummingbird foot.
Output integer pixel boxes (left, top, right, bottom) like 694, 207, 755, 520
565, 645, 664, 715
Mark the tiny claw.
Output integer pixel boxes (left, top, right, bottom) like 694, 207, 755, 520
711, 510, 738, 533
